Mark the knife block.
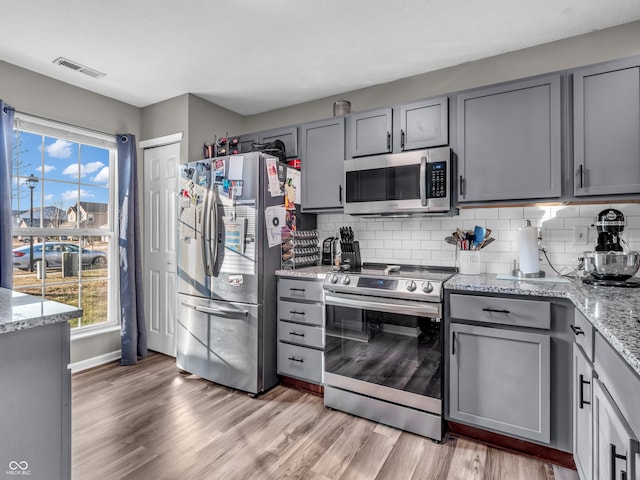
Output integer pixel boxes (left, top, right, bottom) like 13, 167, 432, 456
340, 241, 361, 269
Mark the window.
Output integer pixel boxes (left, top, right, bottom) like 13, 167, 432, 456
11, 115, 117, 331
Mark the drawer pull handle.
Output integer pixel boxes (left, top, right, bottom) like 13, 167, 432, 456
571, 325, 585, 336
610, 443, 627, 480
579, 374, 591, 408
289, 331, 305, 337
290, 288, 306, 292
482, 308, 510, 314
452, 331, 456, 356
289, 310, 306, 315
288, 356, 304, 363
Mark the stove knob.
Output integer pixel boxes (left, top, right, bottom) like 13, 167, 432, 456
405, 280, 417, 292
341, 275, 351, 285
329, 274, 339, 284
422, 282, 434, 293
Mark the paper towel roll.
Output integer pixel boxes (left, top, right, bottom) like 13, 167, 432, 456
518, 223, 539, 274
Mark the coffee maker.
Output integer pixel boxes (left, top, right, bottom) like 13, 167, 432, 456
594, 208, 624, 252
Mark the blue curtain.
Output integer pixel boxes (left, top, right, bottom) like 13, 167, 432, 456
117, 134, 147, 365
0, 101, 15, 289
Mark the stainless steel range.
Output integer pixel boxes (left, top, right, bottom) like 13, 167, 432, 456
322, 263, 455, 441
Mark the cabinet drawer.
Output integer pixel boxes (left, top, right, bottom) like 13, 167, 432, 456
278, 300, 324, 326
449, 294, 550, 329
573, 309, 594, 361
278, 278, 324, 302
278, 343, 323, 384
278, 320, 325, 349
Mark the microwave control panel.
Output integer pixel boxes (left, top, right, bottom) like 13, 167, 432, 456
426, 161, 447, 198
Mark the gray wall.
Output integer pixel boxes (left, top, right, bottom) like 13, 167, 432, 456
140, 94, 189, 161
0, 60, 141, 365
244, 20, 640, 133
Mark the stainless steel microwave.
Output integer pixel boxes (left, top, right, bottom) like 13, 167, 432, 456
343, 147, 453, 216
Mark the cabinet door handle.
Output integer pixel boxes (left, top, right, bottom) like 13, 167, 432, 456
338, 184, 343, 203
288, 356, 304, 363
571, 325, 585, 336
289, 288, 306, 292
579, 374, 591, 408
387, 132, 391, 151
452, 331, 456, 355
610, 444, 627, 480
482, 307, 510, 314
289, 331, 305, 337
400, 129, 405, 150
289, 310, 306, 315
459, 176, 465, 197
578, 164, 584, 189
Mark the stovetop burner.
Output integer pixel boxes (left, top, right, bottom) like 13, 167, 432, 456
582, 275, 640, 288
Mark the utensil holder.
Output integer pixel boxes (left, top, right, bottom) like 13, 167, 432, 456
458, 250, 481, 275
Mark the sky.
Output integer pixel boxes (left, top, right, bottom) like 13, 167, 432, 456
12, 130, 110, 214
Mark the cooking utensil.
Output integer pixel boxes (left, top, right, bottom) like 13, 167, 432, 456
445, 236, 457, 246
473, 226, 486, 248
478, 237, 495, 249
583, 251, 640, 280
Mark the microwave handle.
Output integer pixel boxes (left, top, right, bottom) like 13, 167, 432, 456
420, 155, 428, 206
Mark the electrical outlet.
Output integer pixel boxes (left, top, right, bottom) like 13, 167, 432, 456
573, 226, 589, 245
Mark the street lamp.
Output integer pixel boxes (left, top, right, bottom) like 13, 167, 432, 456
26, 174, 39, 272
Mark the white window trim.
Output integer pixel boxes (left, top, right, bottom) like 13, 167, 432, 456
12, 115, 120, 333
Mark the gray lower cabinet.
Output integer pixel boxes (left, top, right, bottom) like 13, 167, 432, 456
277, 277, 325, 384
573, 56, 640, 196
456, 74, 562, 202
592, 379, 639, 480
300, 117, 345, 212
448, 322, 551, 443
0, 322, 71, 480
573, 344, 593, 480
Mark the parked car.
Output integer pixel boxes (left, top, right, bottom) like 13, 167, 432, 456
12, 242, 107, 270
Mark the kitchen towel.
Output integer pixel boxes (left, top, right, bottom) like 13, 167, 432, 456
518, 223, 540, 274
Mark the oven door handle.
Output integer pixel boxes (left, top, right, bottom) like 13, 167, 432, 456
324, 292, 441, 318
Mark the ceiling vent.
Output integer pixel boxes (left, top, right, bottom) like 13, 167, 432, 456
52, 57, 105, 78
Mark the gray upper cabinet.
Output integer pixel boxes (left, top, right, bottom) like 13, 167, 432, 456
347, 107, 393, 158
346, 97, 449, 158
456, 74, 562, 202
235, 132, 259, 154
573, 57, 640, 196
398, 97, 448, 151
300, 117, 345, 212
259, 125, 298, 158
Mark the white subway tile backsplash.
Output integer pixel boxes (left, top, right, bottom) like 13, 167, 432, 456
317, 202, 639, 273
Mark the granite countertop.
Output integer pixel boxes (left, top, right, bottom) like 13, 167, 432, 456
275, 266, 334, 279
0, 288, 82, 334
445, 274, 640, 377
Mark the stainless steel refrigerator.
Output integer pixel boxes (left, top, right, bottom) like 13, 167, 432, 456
176, 152, 310, 395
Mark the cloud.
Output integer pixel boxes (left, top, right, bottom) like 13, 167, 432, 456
44, 194, 54, 202
91, 166, 109, 184
62, 161, 105, 178
36, 164, 55, 174
62, 189, 95, 202
45, 139, 73, 159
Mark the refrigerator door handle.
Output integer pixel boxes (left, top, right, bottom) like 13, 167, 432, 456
181, 300, 249, 318
201, 185, 212, 276
209, 187, 219, 273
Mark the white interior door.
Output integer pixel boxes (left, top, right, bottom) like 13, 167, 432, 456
144, 142, 180, 356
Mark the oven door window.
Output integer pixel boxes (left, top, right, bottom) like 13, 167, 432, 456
345, 164, 421, 203
325, 303, 441, 399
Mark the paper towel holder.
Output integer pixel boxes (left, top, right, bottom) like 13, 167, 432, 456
512, 220, 546, 278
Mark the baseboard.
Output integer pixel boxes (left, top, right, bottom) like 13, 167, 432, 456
446, 421, 576, 470
70, 350, 121, 373
281, 376, 324, 396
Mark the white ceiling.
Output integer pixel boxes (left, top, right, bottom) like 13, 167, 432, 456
1, 0, 640, 116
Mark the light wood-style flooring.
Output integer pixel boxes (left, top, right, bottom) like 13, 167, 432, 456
72, 352, 577, 480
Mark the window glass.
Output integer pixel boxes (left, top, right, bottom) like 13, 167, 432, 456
11, 124, 116, 331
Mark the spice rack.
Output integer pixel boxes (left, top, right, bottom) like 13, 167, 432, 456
281, 229, 320, 269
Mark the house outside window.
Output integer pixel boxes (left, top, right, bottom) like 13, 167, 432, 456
11, 115, 117, 331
